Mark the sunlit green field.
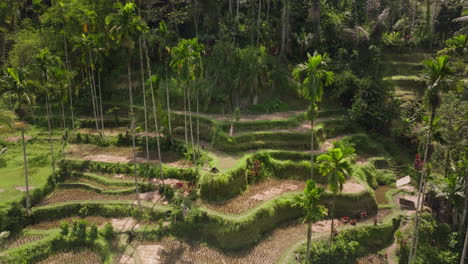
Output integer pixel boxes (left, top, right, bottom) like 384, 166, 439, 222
0, 128, 61, 204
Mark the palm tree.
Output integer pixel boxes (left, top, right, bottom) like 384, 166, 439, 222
106, 2, 148, 210
0, 110, 15, 129
409, 55, 453, 263
0, 67, 36, 123
34, 48, 59, 174
292, 52, 334, 182
156, 21, 173, 141
170, 38, 204, 165
293, 179, 327, 262
317, 147, 354, 241
73, 34, 100, 132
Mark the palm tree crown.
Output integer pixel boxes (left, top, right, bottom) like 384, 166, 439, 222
294, 179, 327, 223
105, 2, 148, 50
317, 147, 354, 194
292, 52, 334, 111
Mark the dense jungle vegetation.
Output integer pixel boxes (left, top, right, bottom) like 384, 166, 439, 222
0, 0, 466, 263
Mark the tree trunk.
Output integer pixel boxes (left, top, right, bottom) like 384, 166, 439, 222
21, 129, 30, 214
461, 217, 468, 264
306, 221, 312, 261
310, 118, 314, 179
312, 0, 321, 46
63, 35, 75, 130
89, 52, 101, 133
139, 37, 150, 163
256, 0, 262, 46
97, 67, 105, 135
280, 0, 289, 58
184, 86, 188, 149
165, 66, 173, 142
86, 57, 99, 131
45, 94, 56, 174
459, 179, 468, 235
144, 39, 165, 186
409, 108, 435, 263
196, 85, 200, 159
187, 82, 197, 165
60, 100, 66, 160
128, 58, 142, 211
237, 0, 240, 18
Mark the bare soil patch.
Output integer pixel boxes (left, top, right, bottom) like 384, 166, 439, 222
77, 127, 126, 136
251, 183, 300, 201
3, 135, 31, 142
341, 180, 366, 193
37, 249, 101, 264
173, 110, 303, 122
15, 186, 35, 192
139, 192, 167, 205
119, 245, 164, 264
68, 144, 183, 165
111, 218, 140, 232
0, 188, 4, 193
199, 179, 305, 214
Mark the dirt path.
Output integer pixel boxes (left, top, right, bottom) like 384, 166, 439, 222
173, 110, 304, 122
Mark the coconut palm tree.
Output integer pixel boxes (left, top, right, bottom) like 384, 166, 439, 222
317, 147, 354, 241
409, 55, 453, 263
292, 52, 334, 182
293, 179, 327, 262
106, 2, 148, 210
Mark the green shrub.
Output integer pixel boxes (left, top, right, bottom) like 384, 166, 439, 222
88, 224, 98, 242
101, 223, 114, 241
376, 170, 396, 186
60, 222, 69, 236
297, 216, 401, 263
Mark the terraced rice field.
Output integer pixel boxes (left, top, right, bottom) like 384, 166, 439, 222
37, 249, 101, 264
38, 188, 137, 205
0, 235, 45, 251
198, 179, 305, 214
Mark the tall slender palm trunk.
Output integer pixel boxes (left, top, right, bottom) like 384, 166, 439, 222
184, 86, 188, 149
310, 118, 314, 179
45, 94, 56, 174
128, 59, 142, 210
89, 52, 101, 133
461, 222, 468, 264
187, 82, 197, 165
138, 37, 150, 162
409, 109, 435, 263
21, 129, 30, 214
86, 58, 99, 131
143, 39, 165, 185
256, 0, 262, 46
196, 87, 200, 158
63, 36, 75, 130
306, 221, 312, 261
165, 69, 173, 142
97, 68, 105, 134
